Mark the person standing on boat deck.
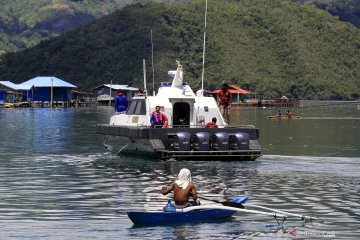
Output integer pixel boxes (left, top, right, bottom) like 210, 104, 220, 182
205, 117, 218, 128
150, 106, 168, 128
114, 90, 128, 113
161, 168, 200, 208
218, 83, 232, 124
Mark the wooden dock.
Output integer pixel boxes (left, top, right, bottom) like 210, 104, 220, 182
232, 99, 300, 108
0, 99, 95, 108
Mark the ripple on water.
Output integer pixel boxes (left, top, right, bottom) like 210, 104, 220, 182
0, 152, 359, 239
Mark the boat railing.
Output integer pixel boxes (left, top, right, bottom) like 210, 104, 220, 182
112, 111, 127, 116
130, 124, 256, 129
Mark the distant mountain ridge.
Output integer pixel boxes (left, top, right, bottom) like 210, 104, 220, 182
0, 0, 359, 100
0, 0, 359, 55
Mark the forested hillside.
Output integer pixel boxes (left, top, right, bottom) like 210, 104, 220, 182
0, 0, 184, 55
0, 0, 359, 55
0, 0, 359, 99
293, 0, 360, 28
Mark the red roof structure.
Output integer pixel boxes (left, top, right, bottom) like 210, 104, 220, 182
209, 84, 252, 94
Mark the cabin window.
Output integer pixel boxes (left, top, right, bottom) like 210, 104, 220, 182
134, 100, 146, 115
127, 101, 137, 114
204, 106, 209, 112
127, 100, 146, 115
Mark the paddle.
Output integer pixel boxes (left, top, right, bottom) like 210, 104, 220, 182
197, 196, 248, 209
244, 204, 317, 222
182, 205, 288, 219
197, 196, 317, 222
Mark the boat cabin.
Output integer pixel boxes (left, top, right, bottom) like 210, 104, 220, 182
110, 81, 226, 128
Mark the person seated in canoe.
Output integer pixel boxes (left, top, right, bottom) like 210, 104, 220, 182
285, 109, 292, 119
161, 168, 200, 208
276, 109, 282, 118
150, 106, 168, 128
205, 117, 218, 128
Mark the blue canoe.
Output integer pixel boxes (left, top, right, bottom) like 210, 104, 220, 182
127, 196, 248, 225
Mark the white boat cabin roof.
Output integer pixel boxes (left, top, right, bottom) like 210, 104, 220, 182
110, 63, 227, 128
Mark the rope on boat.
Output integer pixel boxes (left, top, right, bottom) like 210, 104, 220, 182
116, 143, 130, 155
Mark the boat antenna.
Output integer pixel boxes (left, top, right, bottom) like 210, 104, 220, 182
200, 0, 208, 96
201, 0, 207, 95
143, 59, 147, 97
109, 79, 112, 107
151, 29, 155, 96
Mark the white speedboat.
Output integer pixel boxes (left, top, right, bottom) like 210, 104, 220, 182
97, 63, 262, 160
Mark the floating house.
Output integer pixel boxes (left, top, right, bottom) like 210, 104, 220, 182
93, 84, 139, 105
0, 81, 33, 105
0, 76, 77, 107
20, 76, 77, 102
209, 85, 300, 108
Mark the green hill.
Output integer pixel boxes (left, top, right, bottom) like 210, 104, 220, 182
293, 0, 360, 28
1, 0, 359, 56
0, 0, 184, 55
0, 0, 359, 100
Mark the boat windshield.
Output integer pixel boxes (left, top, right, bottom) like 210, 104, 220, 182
127, 99, 146, 115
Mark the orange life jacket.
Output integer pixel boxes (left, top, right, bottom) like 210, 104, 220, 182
152, 111, 168, 128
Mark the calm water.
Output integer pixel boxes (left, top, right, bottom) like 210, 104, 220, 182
0, 101, 359, 239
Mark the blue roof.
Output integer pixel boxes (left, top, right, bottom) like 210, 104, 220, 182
0, 81, 33, 90
22, 77, 77, 88
0, 81, 20, 90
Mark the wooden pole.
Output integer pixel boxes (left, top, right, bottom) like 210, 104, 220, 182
50, 78, 53, 109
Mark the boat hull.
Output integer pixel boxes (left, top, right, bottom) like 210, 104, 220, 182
103, 135, 155, 155
127, 209, 237, 225
97, 125, 262, 160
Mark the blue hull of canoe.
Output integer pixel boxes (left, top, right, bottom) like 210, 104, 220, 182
128, 209, 237, 225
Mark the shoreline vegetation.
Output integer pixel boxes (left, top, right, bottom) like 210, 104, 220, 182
0, 0, 359, 100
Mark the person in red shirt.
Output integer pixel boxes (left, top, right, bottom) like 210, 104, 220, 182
218, 83, 232, 124
150, 106, 169, 128
205, 117, 218, 128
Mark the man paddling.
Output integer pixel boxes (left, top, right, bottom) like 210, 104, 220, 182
161, 168, 200, 208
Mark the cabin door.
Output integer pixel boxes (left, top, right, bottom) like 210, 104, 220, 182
173, 102, 190, 127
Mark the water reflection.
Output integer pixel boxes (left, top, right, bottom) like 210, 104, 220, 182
231, 101, 360, 157
0, 104, 359, 239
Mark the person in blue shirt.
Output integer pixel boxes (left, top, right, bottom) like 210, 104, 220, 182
114, 90, 128, 112
150, 106, 168, 128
